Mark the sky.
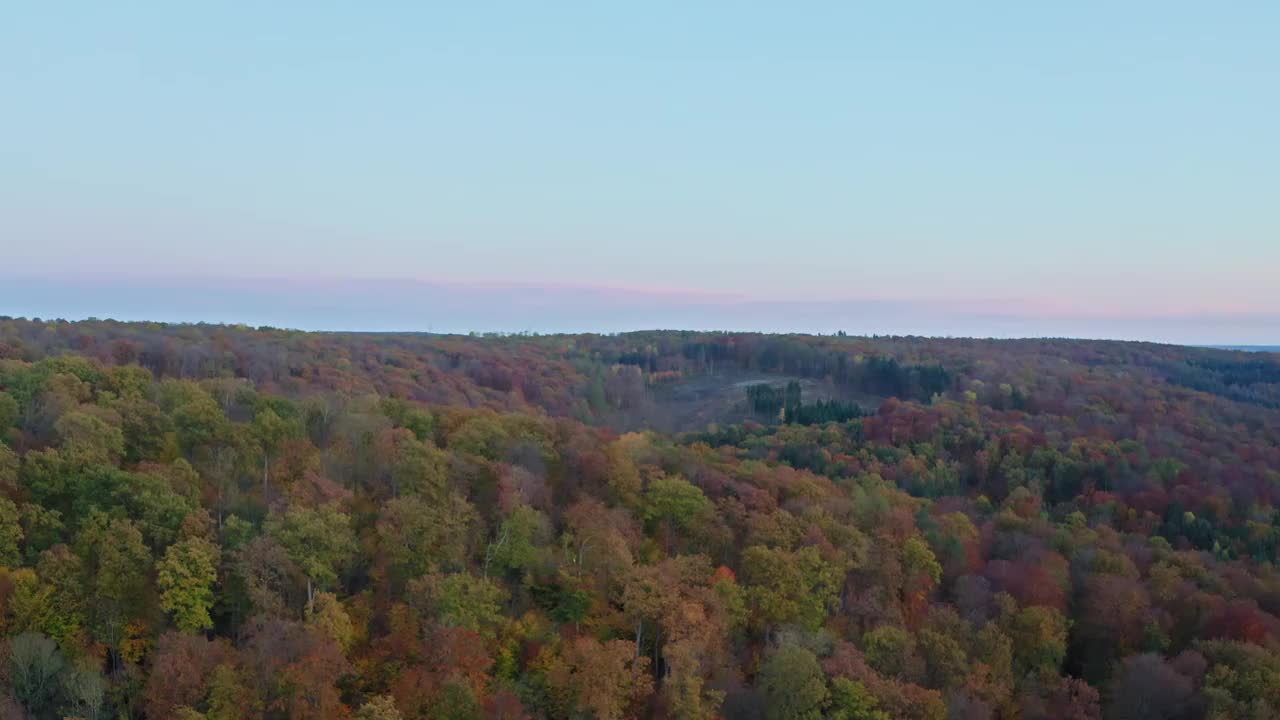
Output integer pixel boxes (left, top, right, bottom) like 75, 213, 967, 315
2, 2, 1277, 342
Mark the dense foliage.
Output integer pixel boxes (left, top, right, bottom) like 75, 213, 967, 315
0, 317, 1277, 719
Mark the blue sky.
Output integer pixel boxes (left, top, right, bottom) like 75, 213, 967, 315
2, 2, 1277, 341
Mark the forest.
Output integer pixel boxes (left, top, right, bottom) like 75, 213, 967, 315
0, 317, 1278, 720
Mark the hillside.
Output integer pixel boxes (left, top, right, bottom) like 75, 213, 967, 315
0, 317, 1278, 719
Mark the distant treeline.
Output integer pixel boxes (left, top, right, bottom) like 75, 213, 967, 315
1162, 354, 1280, 408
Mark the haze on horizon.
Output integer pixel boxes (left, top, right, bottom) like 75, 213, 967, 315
2, 3, 1277, 343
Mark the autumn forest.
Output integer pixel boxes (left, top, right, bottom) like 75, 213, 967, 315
0, 317, 1278, 720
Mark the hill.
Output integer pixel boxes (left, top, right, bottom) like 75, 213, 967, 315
0, 317, 1277, 719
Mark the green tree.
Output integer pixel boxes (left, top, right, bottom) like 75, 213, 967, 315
117, 396, 173, 464
21, 455, 137, 529
1200, 640, 1280, 719
170, 393, 229, 455
643, 475, 712, 530
0, 444, 17, 496
377, 494, 478, 579
783, 380, 802, 423
103, 364, 151, 399
77, 513, 151, 664
828, 678, 889, 720
485, 504, 554, 577
54, 410, 125, 466
758, 644, 829, 720
251, 406, 300, 495
917, 628, 968, 688
158, 534, 222, 633
741, 545, 841, 632
123, 469, 199, 550
1002, 603, 1069, 679
389, 437, 448, 499
8, 547, 86, 645
0, 390, 18, 430
18, 502, 64, 562
903, 536, 942, 585
306, 591, 356, 651
446, 413, 512, 460
205, 663, 255, 720
411, 572, 509, 638
431, 681, 482, 720
381, 398, 436, 442
7, 569, 60, 637
863, 625, 916, 678
0, 496, 24, 566
266, 503, 355, 601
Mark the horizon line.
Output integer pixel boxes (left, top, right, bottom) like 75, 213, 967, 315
3, 314, 1277, 351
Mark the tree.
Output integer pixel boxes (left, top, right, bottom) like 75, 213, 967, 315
901, 535, 942, 624
158, 533, 222, 633
266, 503, 355, 601
410, 572, 508, 637
1020, 675, 1101, 720
77, 513, 151, 666
917, 627, 968, 689
8, 633, 65, 717
54, 410, 125, 466
430, 681, 482, 720
562, 497, 639, 586
0, 444, 17, 500
483, 690, 528, 720
388, 436, 448, 499
142, 632, 239, 719
377, 494, 478, 580
234, 535, 305, 618
243, 617, 349, 720
741, 545, 841, 632
1198, 640, 1280, 720
357, 695, 404, 720
604, 440, 643, 509
1105, 654, 1197, 720
123, 468, 200, 550
252, 406, 297, 495
204, 663, 255, 720
485, 504, 553, 578
445, 413, 512, 460
305, 591, 355, 651
828, 678, 890, 720
662, 639, 726, 720
61, 660, 109, 720
541, 638, 652, 720
170, 392, 229, 455
103, 364, 150, 398
6, 546, 86, 645
758, 644, 829, 720
116, 396, 173, 464
0, 391, 18, 431
1002, 604, 1070, 679
643, 475, 712, 530
783, 380, 802, 422
0, 497, 23, 567
389, 625, 493, 715
862, 625, 917, 679
1074, 576, 1151, 682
